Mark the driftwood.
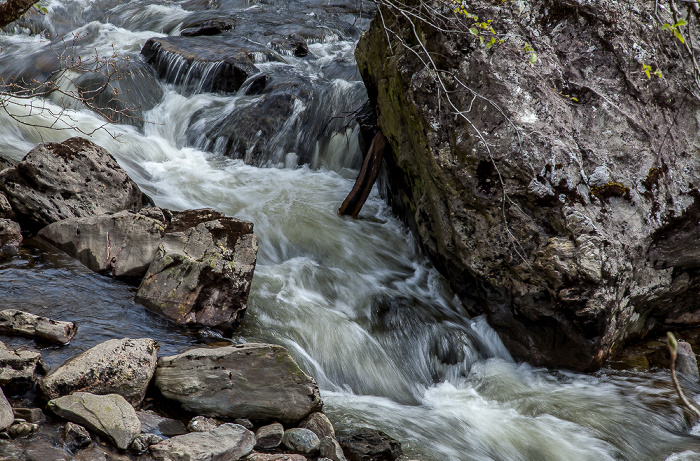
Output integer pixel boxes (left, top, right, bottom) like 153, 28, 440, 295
338, 131, 386, 218
0, 309, 77, 345
667, 332, 700, 418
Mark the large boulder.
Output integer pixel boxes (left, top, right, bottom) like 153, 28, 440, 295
135, 217, 257, 333
0, 137, 152, 233
154, 344, 323, 424
47, 392, 141, 451
149, 423, 255, 461
38, 210, 167, 278
39, 338, 158, 406
356, 0, 700, 370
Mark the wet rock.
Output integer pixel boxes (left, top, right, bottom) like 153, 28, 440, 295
0, 137, 153, 233
129, 433, 162, 454
0, 219, 21, 255
181, 19, 234, 37
24, 439, 71, 461
135, 217, 257, 333
13, 408, 44, 424
299, 412, 335, 439
63, 422, 91, 451
269, 33, 309, 57
150, 423, 255, 461
0, 439, 23, 460
282, 428, 320, 455
137, 411, 188, 437
0, 192, 14, 219
187, 415, 219, 433
319, 436, 348, 461
0, 309, 76, 345
0, 341, 43, 393
254, 422, 284, 450
337, 429, 402, 461
39, 338, 159, 406
154, 344, 323, 424
0, 388, 14, 431
246, 454, 307, 461
71, 446, 109, 461
47, 392, 141, 451
676, 341, 700, 382
38, 210, 167, 278
355, 0, 700, 370
141, 36, 259, 93
7, 421, 39, 439
234, 418, 254, 430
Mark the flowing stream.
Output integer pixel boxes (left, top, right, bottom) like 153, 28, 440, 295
2, 1, 700, 460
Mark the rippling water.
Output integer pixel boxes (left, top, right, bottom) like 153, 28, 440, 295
2, 1, 700, 460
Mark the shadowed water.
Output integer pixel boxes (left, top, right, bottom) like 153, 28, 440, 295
2, 0, 700, 460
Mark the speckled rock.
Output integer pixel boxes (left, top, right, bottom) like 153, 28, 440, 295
150, 423, 254, 461
39, 338, 158, 406
356, 0, 700, 370
282, 428, 320, 455
154, 343, 322, 424
47, 392, 141, 451
188, 416, 219, 433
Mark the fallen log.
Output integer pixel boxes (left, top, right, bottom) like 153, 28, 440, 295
338, 130, 386, 218
0, 309, 77, 345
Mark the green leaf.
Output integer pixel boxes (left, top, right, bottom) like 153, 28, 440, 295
529, 52, 538, 66
674, 29, 685, 44
675, 19, 688, 27
469, 27, 479, 36
662, 23, 672, 30
667, 332, 678, 355
486, 37, 496, 49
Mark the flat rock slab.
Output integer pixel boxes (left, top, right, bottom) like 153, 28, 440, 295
141, 36, 259, 93
38, 210, 167, 278
137, 411, 188, 437
135, 217, 257, 333
47, 392, 141, 451
150, 423, 255, 461
39, 338, 158, 406
0, 137, 152, 232
0, 341, 43, 392
0, 309, 76, 345
155, 343, 322, 424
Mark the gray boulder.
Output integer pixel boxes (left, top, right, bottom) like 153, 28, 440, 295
0, 309, 77, 345
0, 387, 13, 431
254, 422, 284, 450
0, 341, 43, 393
38, 210, 167, 278
355, 0, 700, 370
155, 344, 323, 424
0, 219, 21, 255
135, 217, 257, 333
282, 428, 320, 455
0, 137, 152, 232
39, 338, 158, 406
47, 392, 141, 451
149, 423, 255, 461
299, 412, 335, 439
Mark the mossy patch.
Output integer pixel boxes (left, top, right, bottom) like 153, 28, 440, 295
590, 182, 630, 201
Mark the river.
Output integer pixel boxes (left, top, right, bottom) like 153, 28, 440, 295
1, 0, 700, 459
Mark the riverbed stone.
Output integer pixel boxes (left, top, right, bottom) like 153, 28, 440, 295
254, 422, 284, 450
39, 338, 159, 406
63, 422, 92, 451
319, 436, 348, 461
282, 428, 320, 455
188, 415, 219, 433
355, 0, 700, 370
24, 439, 71, 461
0, 341, 43, 393
0, 388, 14, 431
154, 343, 323, 424
245, 454, 307, 461
47, 392, 141, 451
13, 408, 44, 424
0, 192, 14, 219
8, 421, 39, 439
0, 309, 76, 345
337, 428, 402, 461
38, 210, 167, 278
135, 217, 257, 333
299, 412, 335, 439
130, 433, 163, 454
0, 219, 21, 255
137, 411, 188, 437
0, 137, 153, 233
149, 423, 255, 461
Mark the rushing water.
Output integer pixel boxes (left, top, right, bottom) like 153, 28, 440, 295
2, 1, 700, 460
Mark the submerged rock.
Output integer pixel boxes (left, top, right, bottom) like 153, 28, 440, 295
135, 217, 257, 333
0, 137, 153, 233
47, 392, 141, 451
337, 429, 401, 461
154, 343, 323, 424
149, 423, 255, 461
138, 411, 188, 438
355, 0, 700, 370
38, 338, 158, 406
0, 309, 77, 345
